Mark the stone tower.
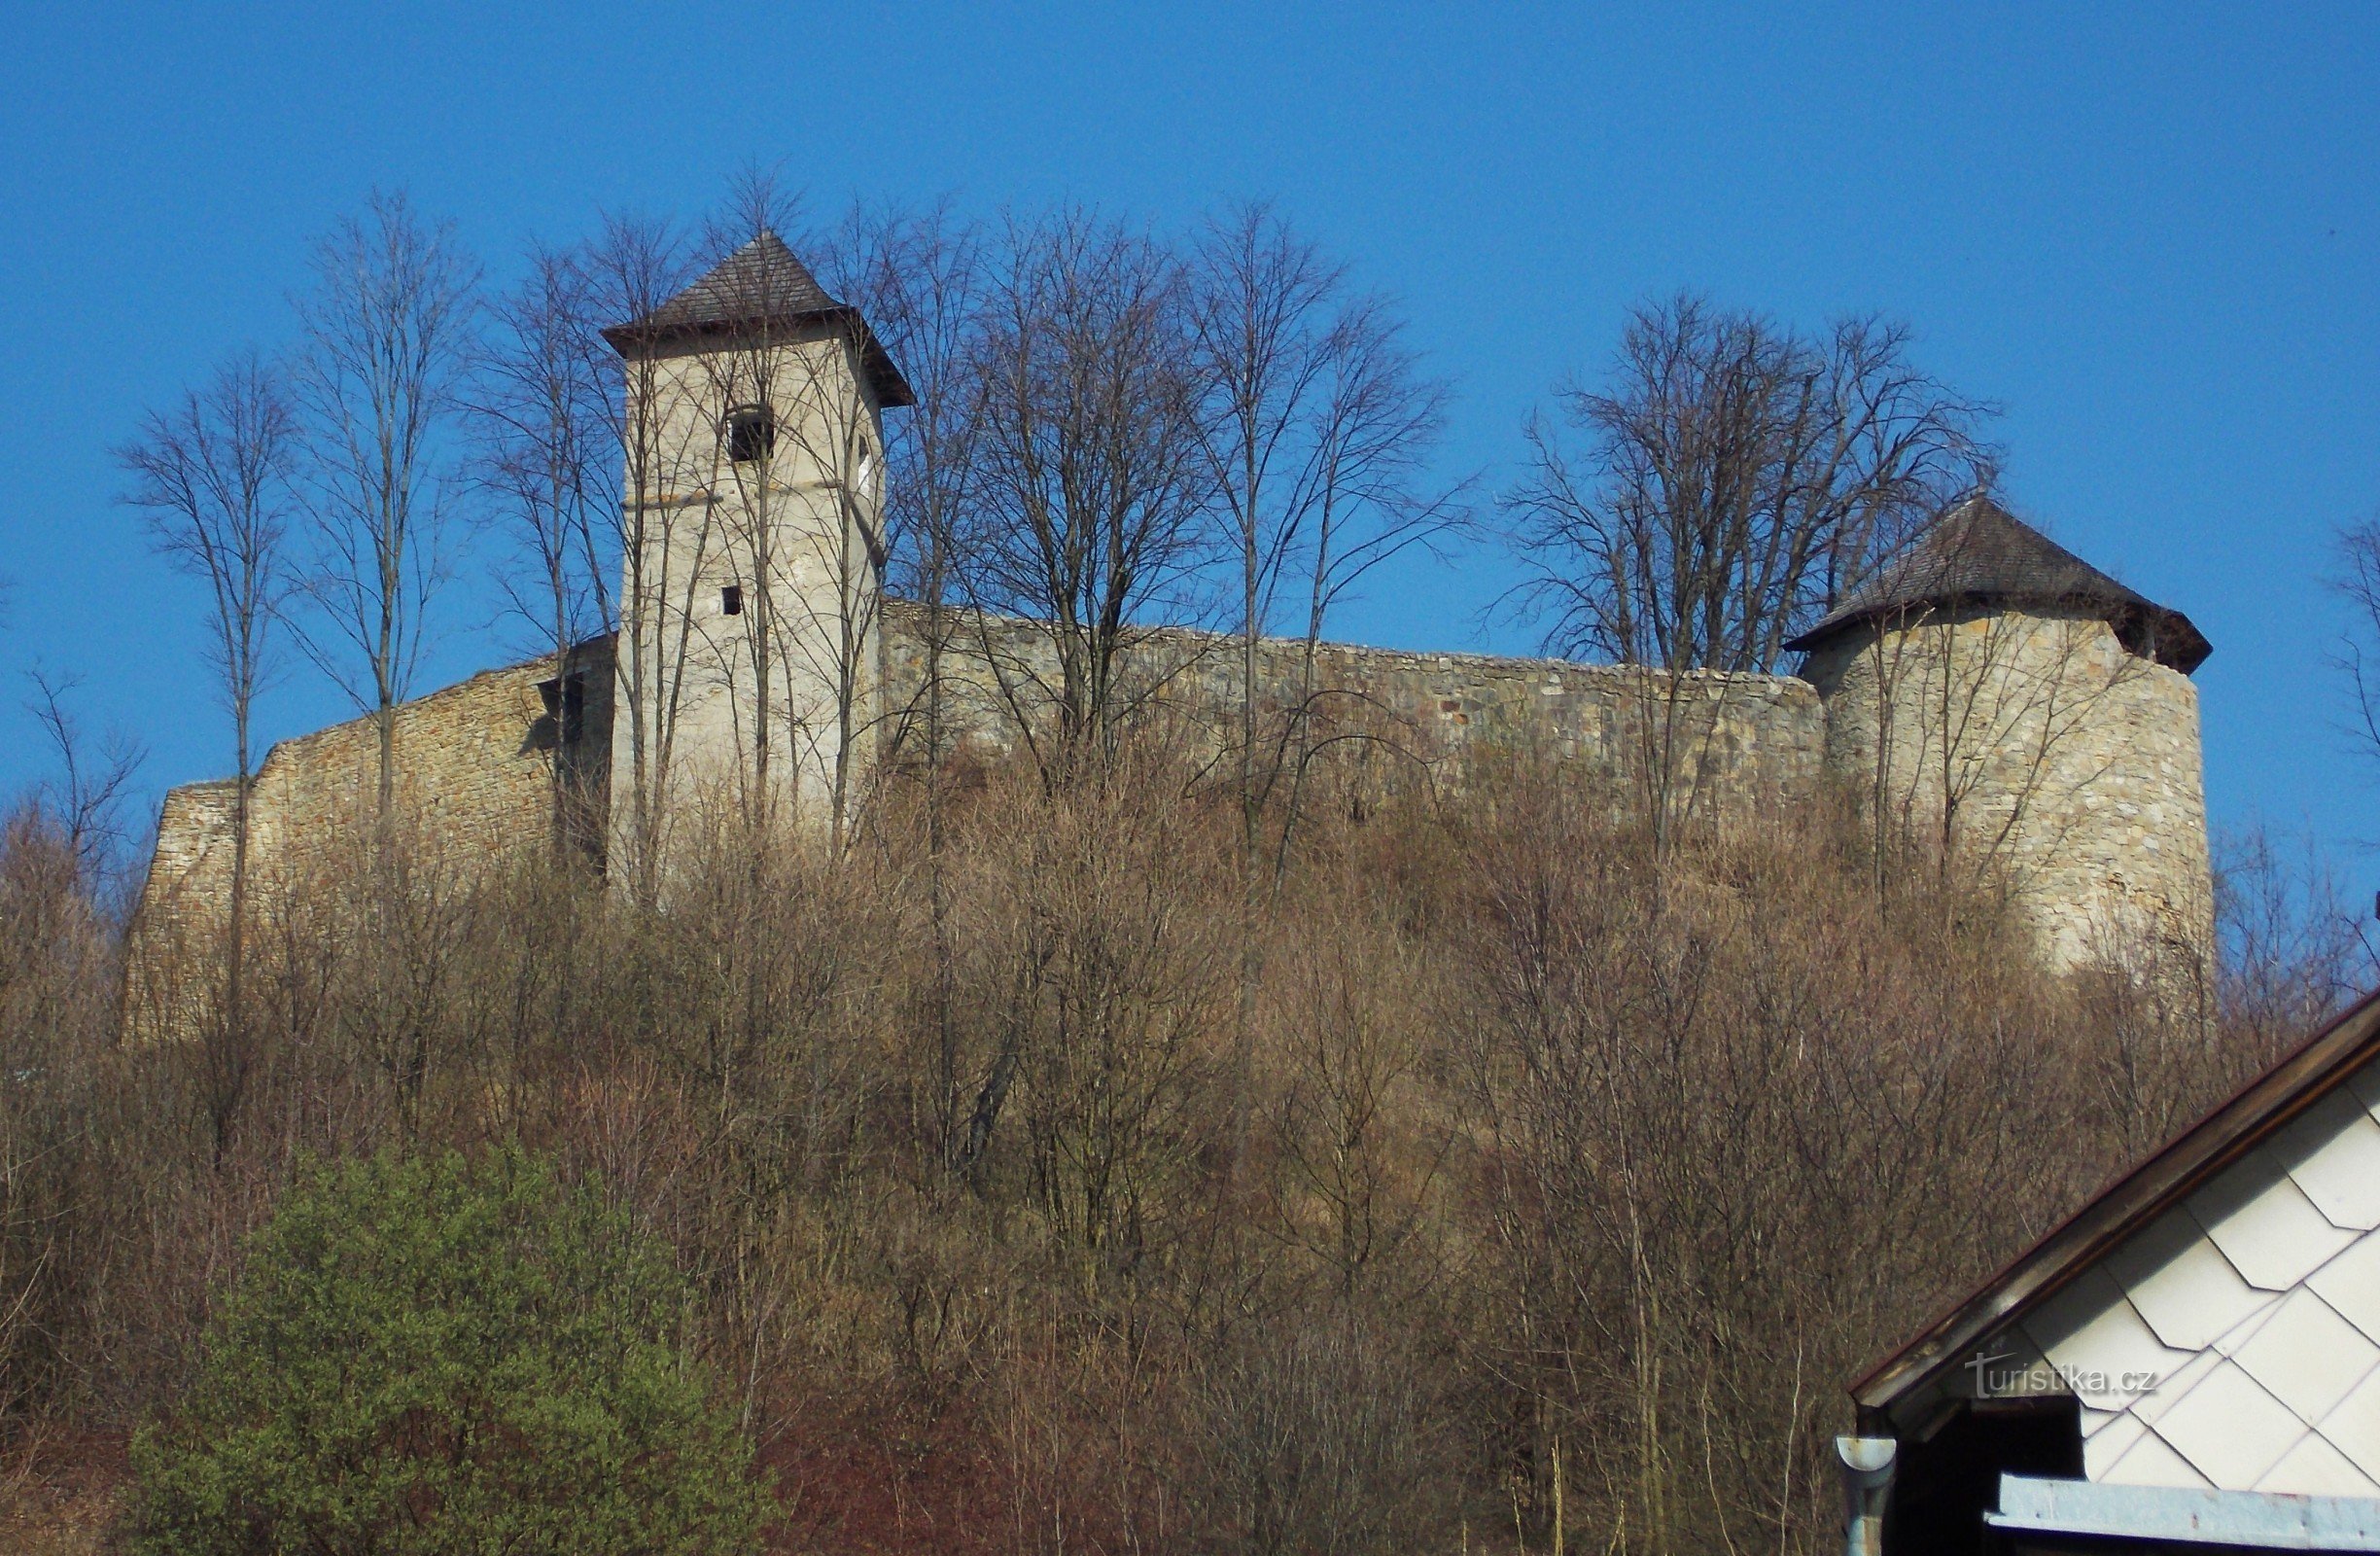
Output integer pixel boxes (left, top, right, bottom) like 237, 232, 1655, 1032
1788, 494, 2214, 972
600, 232, 914, 872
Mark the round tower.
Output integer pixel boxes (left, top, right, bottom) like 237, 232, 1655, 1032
600, 232, 913, 874
1788, 495, 2214, 974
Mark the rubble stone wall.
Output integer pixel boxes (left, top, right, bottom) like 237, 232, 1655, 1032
1798, 606, 2213, 971
877, 603, 1827, 816
136, 598, 2208, 1000
130, 642, 613, 1028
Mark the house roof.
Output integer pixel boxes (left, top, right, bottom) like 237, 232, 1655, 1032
1783, 494, 2211, 674
1848, 986, 2380, 1419
601, 231, 916, 407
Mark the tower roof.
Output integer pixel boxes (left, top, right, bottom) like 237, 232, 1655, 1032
602, 231, 916, 407
1783, 493, 2211, 673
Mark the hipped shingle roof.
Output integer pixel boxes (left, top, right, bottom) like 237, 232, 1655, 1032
1784, 494, 2209, 673
602, 231, 915, 407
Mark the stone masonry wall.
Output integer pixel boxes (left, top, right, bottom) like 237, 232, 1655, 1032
130, 642, 613, 1028
137, 596, 2207, 1007
605, 324, 890, 866
877, 602, 1829, 816
139, 611, 1822, 977
1799, 606, 2212, 972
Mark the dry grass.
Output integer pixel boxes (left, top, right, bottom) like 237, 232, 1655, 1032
0, 745, 2355, 1556
0, 1433, 124, 1556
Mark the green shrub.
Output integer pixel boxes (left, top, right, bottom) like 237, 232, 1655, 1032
129, 1149, 770, 1556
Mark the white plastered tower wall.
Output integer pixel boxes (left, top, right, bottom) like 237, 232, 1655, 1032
604, 235, 894, 880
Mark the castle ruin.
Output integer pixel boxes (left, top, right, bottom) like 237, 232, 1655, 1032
134, 235, 2216, 982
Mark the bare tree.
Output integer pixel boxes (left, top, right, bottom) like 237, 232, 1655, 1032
1190, 201, 1466, 880
2214, 822, 2378, 1055
1190, 1315, 1440, 1556
819, 201, 987, 832
1504, 295, 1990, 856
1852, 594, 2146, 912
586, 211, 702, 901
962, 211, 1213, 777
645, 170, 902, 853
1185, 202, 1464, 1173
718, 175, 908, 853
2329, 513, 2380, 778
117, 354, 294, 1149
290, 191, 479, 836
1507, 294, 1990, 674
818, 198, 990, 1166
472, 242, 615, 850
21, 670, 145, 890
687, 174, 813, 832
0, 799, 118, 1428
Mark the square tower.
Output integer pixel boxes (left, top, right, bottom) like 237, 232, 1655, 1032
601, 232, 914, 882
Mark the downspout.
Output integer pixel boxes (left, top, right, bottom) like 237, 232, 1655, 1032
1838, 1434, 1898, 1556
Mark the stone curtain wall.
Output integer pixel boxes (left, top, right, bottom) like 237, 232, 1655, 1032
140, 612, 1824, 976
130, 643, 614, 1032
1799, 606, 2213, 972
136, 597, 2209, 1009
876, 602, 1829, 817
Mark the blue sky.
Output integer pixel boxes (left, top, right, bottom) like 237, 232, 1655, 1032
3, 3, 2376, 878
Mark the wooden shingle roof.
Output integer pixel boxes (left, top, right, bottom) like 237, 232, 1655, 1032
1785, 494, 2210, 673
602, 231, 915, 407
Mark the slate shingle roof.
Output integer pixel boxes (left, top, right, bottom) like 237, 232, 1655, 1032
1784, 493, 2210, 673
603, 231, 915, 407
1849, 987, 2380, 1436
